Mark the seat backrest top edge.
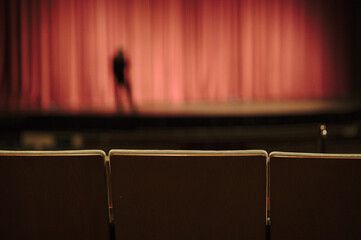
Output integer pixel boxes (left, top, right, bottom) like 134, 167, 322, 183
109, 149, 268, 157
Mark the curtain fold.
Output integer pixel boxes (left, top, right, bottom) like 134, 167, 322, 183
0, 0, 350, 111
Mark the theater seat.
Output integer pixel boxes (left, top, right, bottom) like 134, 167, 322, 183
109, 150, 267, 240
269, 151, 361, 240
0, 150, 110, 240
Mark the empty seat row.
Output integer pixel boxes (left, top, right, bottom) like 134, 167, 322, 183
0, 150, 360, 240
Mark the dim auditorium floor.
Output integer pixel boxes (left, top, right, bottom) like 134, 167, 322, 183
1, 99, 361, 153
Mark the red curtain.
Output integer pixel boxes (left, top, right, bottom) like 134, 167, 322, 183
0, 0, 350, 111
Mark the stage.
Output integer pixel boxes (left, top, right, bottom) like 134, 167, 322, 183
131, 99, 358, 116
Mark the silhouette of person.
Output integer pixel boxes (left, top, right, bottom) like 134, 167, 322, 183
113, 49, 134, 110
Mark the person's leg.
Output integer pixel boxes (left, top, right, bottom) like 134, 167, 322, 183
124, 81, 134, 110
114, 83, 124, 110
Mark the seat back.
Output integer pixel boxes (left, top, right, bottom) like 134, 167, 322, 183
0, 150, 110, 240
110, 150, 267, 240
269, 152, 361, 240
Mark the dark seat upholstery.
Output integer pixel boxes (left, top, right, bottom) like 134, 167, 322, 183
269, 152, 361, 240
109, 150, 267, 240
0, 150, 110, 240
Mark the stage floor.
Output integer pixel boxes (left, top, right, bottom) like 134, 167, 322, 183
1, 99, 360, 133
133, 99, 357, 116
0, 99, 358, 117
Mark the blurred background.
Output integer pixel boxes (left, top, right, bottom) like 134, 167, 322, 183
0, 0, 360, 152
